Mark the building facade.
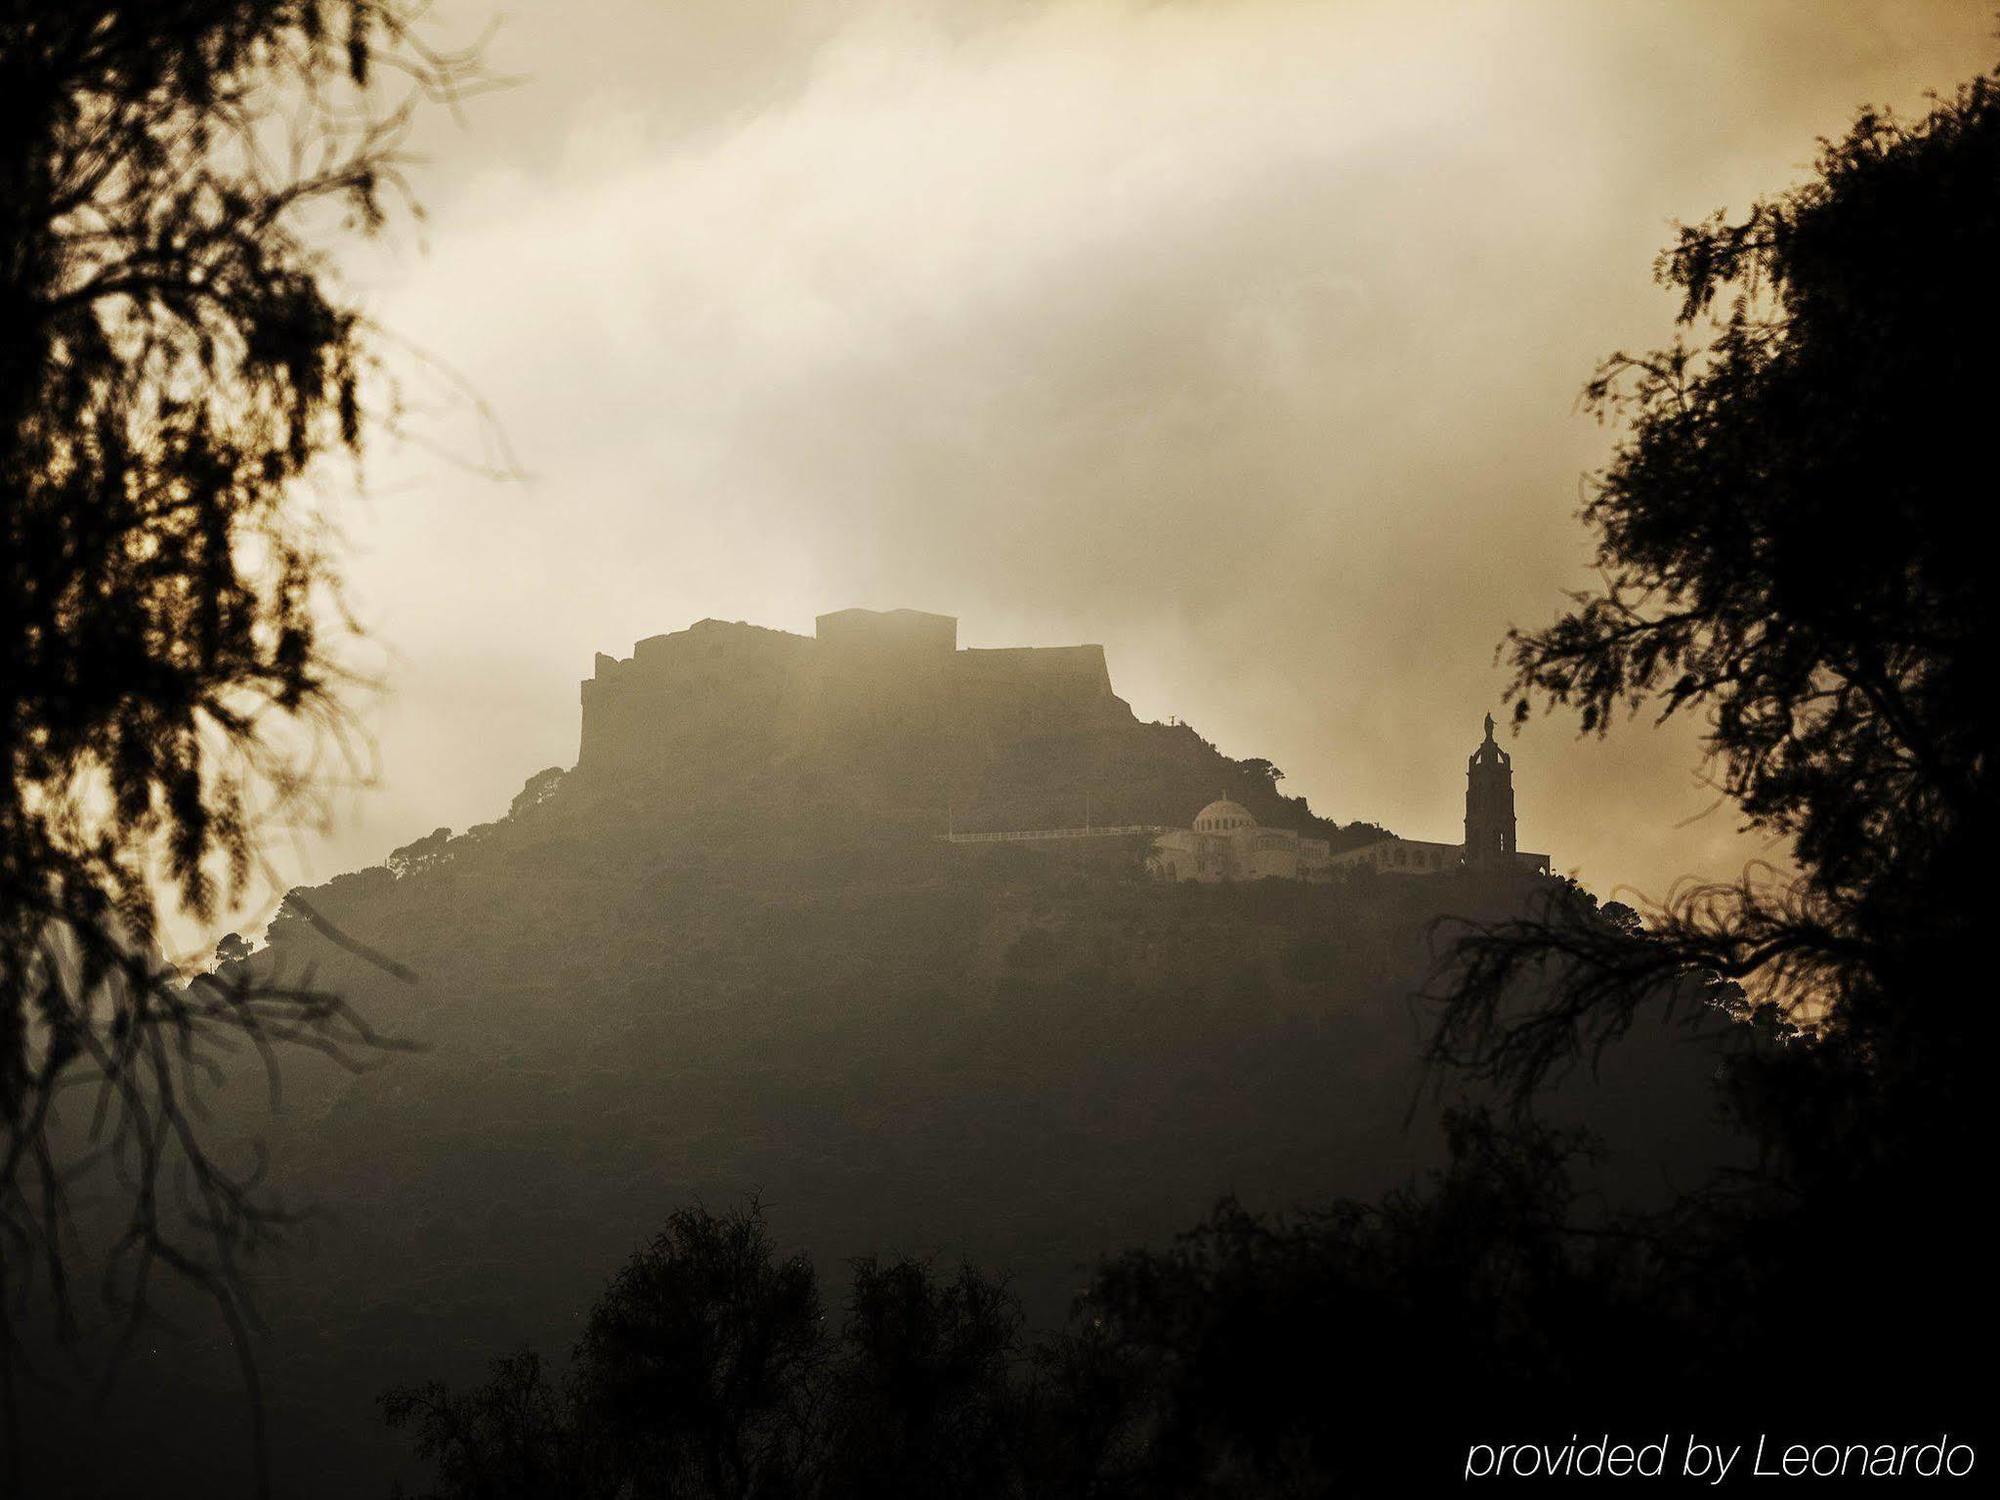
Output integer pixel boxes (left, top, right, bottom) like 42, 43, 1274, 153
1325, 714, 1551, 878
1147, 799, 1333, 883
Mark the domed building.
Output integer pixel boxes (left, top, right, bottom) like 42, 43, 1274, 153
1147, 717, 1553, 885
1147, 798, 1333, 883
1193, 798, 1254, 834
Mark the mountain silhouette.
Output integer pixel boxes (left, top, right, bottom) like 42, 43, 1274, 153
25, 614, 1745, 1497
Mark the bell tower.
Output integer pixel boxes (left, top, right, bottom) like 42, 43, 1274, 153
1463, 713, 1517, 867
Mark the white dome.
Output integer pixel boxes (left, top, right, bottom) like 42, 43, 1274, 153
1193, 798, 1257, 833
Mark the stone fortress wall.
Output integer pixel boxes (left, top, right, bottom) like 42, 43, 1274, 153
577, 617, 817, 775
577, 607, 1124, 779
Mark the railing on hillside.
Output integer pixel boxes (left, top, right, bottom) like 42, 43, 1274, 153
939, 824, 1173, 845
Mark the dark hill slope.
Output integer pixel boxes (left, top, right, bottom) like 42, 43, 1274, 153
27, 763, 1740, 1498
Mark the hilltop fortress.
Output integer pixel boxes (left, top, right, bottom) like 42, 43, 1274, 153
574, 606, 1546, 877
578, 608, 1126, 780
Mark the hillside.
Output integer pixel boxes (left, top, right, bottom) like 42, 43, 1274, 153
23, 630, 1744, 1497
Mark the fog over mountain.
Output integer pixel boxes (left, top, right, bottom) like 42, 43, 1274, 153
219, 0, 1990, 953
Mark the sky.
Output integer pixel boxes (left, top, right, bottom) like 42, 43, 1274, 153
225, 0, 1995, 948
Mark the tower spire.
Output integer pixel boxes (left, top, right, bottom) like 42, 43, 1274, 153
1464, 713, 1517, 867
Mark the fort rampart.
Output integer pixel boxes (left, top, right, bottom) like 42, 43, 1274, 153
576, 608, 1123, 778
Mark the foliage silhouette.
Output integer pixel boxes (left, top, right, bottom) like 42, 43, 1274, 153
383, 1350, 600, 1500
570, 1204, 826, 1499
1430, 61, 2000, 1431
820, 1256, 1023, 1498
396, 1115, 1719, 1497
0, 2, 486, 1489
386, 1203, 1038, 1500
1459, 64, 1999, 1098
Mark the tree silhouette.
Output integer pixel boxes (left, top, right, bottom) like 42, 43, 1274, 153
397, 1134, 1690, 1496
0, 3, 483, 1488
383, 1350, 610, 1500
508, 767, 567, 819
819, 1257, 1022, 1499
389, 1206, 1043, 1500
389, 826, 456, 879
1431, 62, 1999, 1428
568, 1204, 826, 1500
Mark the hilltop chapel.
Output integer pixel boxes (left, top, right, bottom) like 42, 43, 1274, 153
1148, 714, 1551, 883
